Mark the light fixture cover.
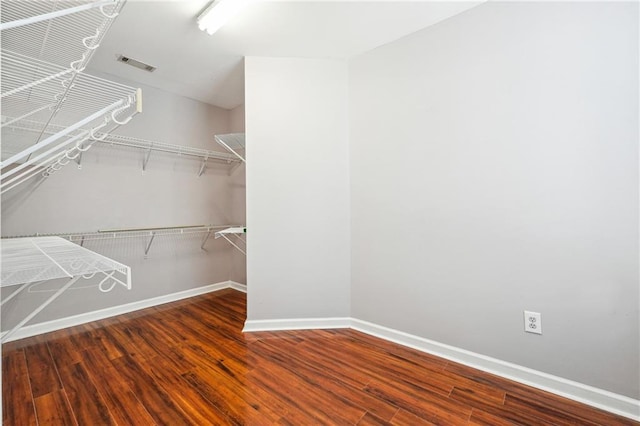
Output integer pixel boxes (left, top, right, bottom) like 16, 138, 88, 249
197, 0, 253, 35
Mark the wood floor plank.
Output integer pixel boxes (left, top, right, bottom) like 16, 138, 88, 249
390, 408, 436, 425
363, 377, 472, 424
2, 350, 37, 426
339, 329, 449, 372
504, 393, 602, 426
33, 390, 77, 426
110, 354, 195, 425
468, 408, 518, 426
448, 382, 506, 409
179, 346, 302, 422
85, 326, 124, 360
57, 361, 115, 425
138, 355, 232, 425
183, 368, 281, 425
357, 411, 394, 425
247, 350, 368, 423
24, 342, 61, 398
81, 347, 157, 426
257, 334, 373, 389
254, 338, 400, 421
298, 337, 455, 397
504, 388, 639, 426
46, 330, 84, 371
3, 289, 638, 426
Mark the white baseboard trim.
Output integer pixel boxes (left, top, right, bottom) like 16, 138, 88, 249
1, 280, 246, 343
229, 281, 247, 293
350, 318, 639, 421
243, 317, 351, 332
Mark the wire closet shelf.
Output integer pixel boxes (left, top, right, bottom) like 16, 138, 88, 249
3, 224, 246, 255
2, 120, 241, 175
0, 0, 142, 193
215, 133, 245, 163
0, 236, 131, 343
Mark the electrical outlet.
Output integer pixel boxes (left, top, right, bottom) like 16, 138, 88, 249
524, 311, 542, 335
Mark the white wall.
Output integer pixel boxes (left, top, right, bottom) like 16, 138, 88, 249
229, 103, 246, 135
229, 103, 247, 284
349, 2, 639, 398
245, 57, 350, 321
1, 76, 238, 326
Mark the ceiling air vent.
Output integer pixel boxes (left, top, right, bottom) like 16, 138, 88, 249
116, 54, 156, 72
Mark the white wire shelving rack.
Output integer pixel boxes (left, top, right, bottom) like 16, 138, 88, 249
0, 0, 142, 193
215, 227, 246, 255
215, 133, 245, 163
0, 236, 131, 342
3, 224, 246, 256
2, 121, 241, 175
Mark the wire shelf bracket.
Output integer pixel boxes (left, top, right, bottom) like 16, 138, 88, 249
215, 227, 247, 255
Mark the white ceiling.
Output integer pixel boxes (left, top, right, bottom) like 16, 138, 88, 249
89, 1, 480, 110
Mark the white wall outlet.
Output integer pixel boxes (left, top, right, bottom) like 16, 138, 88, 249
524, 311, 542, 334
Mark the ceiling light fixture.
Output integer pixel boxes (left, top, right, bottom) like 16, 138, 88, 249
197, 0, 254, 35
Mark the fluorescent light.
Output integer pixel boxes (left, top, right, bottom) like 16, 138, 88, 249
197, 0, 253, 35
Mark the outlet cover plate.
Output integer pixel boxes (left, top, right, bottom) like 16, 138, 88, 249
524, 311, 542, 334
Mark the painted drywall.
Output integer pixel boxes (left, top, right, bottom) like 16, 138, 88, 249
245, 57, 350, 320
229, 103, 247, 285
229, 104, 246, 135
349, 1, 639, 398
1, 75, 238, 328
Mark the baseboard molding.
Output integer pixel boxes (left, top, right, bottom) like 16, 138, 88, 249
1, 280, 246, 343
229, 281, 247, 293
243, 317, 351, 332
349, 318, 639, 421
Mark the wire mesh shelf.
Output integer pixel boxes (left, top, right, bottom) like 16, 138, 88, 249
215, 133, 246, 163
2, 119, 240, 176
0, 0, 141, 193
2, 224, 246, 255
1, 235, 132, 342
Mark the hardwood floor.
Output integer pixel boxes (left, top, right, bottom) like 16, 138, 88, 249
2, 289, 637, 425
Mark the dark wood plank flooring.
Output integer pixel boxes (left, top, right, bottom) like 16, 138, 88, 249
2, 289, 637, 425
